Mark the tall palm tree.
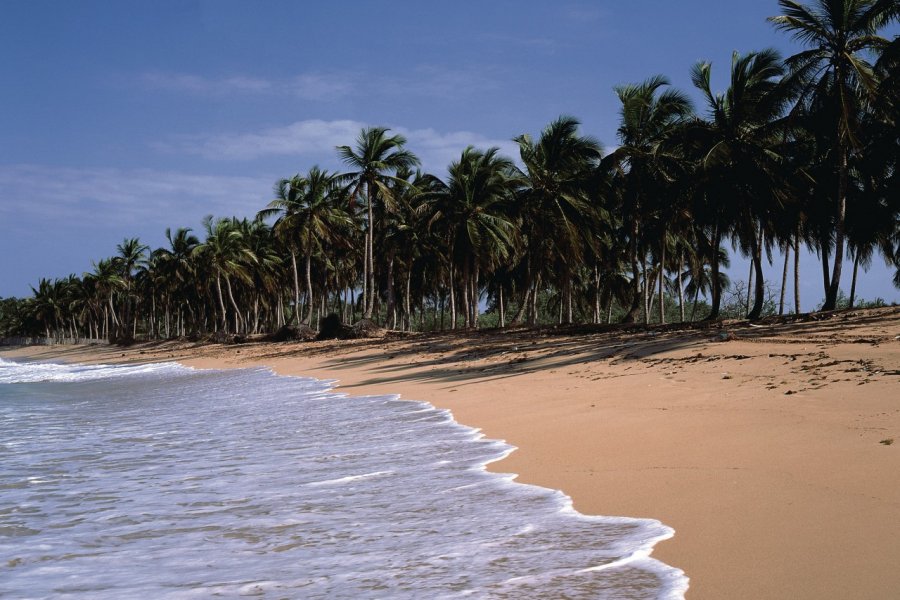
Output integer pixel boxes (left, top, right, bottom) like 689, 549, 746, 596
769, 0, 897, 309
259, 167, 352, 325
337, 127, 420, 320
422, 147, 520, 328
512, 116, 604, 324
690, 49, 796, 319
193, 216, 256, 334
114, 237, 149, 339
605, 78, 693, 323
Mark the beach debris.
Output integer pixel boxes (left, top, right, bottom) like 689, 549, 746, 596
316, 314, 354, 340
350, 318, 387, 339
272, 324, 317, 342
713, 330, 736, 342
722, 373, 732, 379
880, 438, 894, 445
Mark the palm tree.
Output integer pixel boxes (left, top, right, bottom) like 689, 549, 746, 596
337, 127, 420, 320
605, 78, 694, 323
512, 116, 604, 324
769, 0, 897, 310
155, 227, 200, 337
258, 167, 351, 325
690, 49, 796, 319
193, 216, 256, 334
114, 237, 149, 339
422, 147, 520, 328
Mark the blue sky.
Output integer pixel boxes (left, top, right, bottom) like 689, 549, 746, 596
1, 1, 896, 308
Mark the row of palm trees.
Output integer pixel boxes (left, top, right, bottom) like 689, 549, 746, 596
2, 0, 898, 341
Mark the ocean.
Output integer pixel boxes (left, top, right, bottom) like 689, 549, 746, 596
0, 356, 687, 599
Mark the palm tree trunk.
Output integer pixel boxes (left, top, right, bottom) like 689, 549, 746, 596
659, 231, 666, 325
364, 183, 376, 320
642, 258, 650, 325
677, 250, 685, 322
746, 256, 754, 315
499, 287, 505, 328
510, 257, 532, 325
623, 220, 643, 323
449, 265, 457, 330
824, 148, 848, 310
593, 265, 601, 324
215, 273, 228, 332
386, 254, 396, 329
404, 270, 412, 332
708, 225, 723, 320
794, 231, 801, 314
225, 276, 242, 333
289, 250, 301, 325
820, 245, 831, 301
691, 289, 699, 323
472, 263, 480, 328
566, 277, 573, 324
779, 242, 789, 315
304, 252, 314, 325
748, 222, 765, 320
849, 253, 860, 309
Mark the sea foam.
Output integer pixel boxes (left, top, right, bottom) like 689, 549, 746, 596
0, 356, 688, 598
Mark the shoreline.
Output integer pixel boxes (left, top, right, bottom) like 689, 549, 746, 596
3, 307, 899, 599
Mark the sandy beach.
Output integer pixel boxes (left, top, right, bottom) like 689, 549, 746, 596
4, 306, 899, 599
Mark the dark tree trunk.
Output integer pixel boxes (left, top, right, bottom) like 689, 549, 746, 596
707, 225, 723, 320
794, 231, 801, 315
823, 147, 848, 310
848, 253, 860, 309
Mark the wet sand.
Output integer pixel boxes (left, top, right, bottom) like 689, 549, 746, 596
4, 306, 899, 599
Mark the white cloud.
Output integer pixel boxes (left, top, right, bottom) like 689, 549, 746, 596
155, 119, 520, 174
138, 66, 497, 103
0, 165, 272, 228
138, 71, 353, 100
157, 119, 366, 161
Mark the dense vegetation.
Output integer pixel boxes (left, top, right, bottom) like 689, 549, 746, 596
2, 0, 898, 341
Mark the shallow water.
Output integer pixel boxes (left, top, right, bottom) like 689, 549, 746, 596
0, 356, 687, 598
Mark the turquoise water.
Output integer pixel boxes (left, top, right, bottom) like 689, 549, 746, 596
0, 356, 687, 598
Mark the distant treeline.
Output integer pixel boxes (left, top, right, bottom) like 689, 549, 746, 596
1, 0, 897, 341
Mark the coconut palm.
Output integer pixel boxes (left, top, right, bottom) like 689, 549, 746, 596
511, 116, 604, 324
605, 78, 694, 323
422, 147, 520, 327
259, 167, 352, 325
690, 49, 797, 319
769, 0, 897, 309
193, 216, 256, 334
113, 237, 149, 339
337, 127, 420, 320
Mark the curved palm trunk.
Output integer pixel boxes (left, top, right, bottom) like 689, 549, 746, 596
678, 251, 686, 322
747, 223, 765, 320
225, 275, 243, 334
779, 242, 789, 316
386, 254, 396, 329
707, 225, 723, 320
824, 147, 849, 310
305, 252, 314, 325
848, 253, 860, 309
364, 182, 376, 320
794, 230, 801, 314
290, 250, 301, 325
623, 221, 643, 323
510, 255, 532, 325
659, 231, 666, 325
215, 272, 228, 332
